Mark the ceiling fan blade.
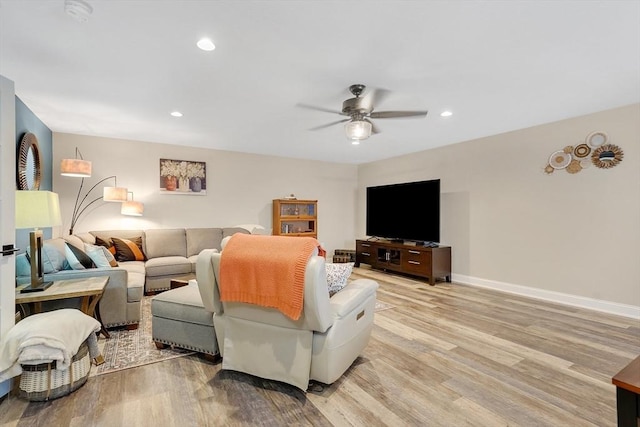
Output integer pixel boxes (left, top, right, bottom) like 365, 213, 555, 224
308, 118, 350, 131
364, 87, 391, 110
369, 110, 428, 119
296, 103, 343, 115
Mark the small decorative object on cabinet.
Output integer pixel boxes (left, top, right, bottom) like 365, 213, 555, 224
272, 199, 317, 238
355, 239, 451, 285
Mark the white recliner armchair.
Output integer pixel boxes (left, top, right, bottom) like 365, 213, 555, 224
195, 247, 379, 391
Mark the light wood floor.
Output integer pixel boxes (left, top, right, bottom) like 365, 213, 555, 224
2, 267, 639, 426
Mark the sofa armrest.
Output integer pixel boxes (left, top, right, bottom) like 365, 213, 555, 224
329, 278, 378, 318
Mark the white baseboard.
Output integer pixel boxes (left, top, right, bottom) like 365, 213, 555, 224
453, 274, 640, 320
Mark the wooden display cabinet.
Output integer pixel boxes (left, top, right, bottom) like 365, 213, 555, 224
355, 239, 451, 285
272, 199, 317, 238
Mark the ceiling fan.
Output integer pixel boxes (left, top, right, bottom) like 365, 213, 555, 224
297, 84, 428, 143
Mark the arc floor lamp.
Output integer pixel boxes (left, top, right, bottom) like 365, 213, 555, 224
61, 148, 142, 234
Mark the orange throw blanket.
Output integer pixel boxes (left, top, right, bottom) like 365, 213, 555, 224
219, 234, 326, 320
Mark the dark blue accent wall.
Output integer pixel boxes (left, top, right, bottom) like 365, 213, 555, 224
15, 96, 54, 252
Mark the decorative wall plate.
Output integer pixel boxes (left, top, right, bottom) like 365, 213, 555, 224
579, 159, 591, 169
566, 160, 582, 174
549, 150, 571, 169
573, 144, 591, 158
586, 131, 608, 148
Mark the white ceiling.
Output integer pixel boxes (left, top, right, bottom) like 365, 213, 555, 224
1, 1, 639, 164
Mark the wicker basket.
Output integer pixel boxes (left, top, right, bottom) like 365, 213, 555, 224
19, 339, 91, 401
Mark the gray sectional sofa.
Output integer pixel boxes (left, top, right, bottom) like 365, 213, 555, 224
15, 227, 250, 329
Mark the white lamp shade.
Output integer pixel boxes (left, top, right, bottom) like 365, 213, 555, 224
15, 191, 62, 229
103, 186, 128, 202
345, 120, 372, 140
121, 200, 144, 216
60, 158, 92, 177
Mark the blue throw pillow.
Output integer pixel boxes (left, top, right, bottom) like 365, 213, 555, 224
25, 243, 66, 274
15, 253, 31, 277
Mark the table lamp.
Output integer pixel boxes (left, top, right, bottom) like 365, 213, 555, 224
15, 190, 62, 292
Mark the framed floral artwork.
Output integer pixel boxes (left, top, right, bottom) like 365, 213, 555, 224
159, 158, 206, 195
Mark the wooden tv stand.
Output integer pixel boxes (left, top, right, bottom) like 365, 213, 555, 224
355, 239, 451, 285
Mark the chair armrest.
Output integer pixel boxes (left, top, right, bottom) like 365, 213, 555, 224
329, 278, 378, 318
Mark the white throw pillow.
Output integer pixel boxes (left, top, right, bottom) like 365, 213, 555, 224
326, 262, 354, 296
84, 243, 112, 268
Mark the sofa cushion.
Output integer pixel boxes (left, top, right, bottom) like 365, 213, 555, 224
222, 227, 251, 240
117, 261, 145, 302
186, 228, 223, 257
188, 255, 199, 273
144, 229, 187, 259
63, 235, 85, 251
112, 237, 146, 262
151, 284, 213, 326
75, 232, 95, 245
145, 256, 191, 277
90, 230, 143, 242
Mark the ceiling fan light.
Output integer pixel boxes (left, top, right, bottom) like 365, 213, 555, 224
345, 120, 372, 141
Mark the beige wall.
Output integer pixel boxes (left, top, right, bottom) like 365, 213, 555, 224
52, 133, 359, 256
357, 104, 640, 310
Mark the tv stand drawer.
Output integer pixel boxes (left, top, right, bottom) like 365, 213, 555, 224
402, 250, 430, 273
355, 241, 376, 265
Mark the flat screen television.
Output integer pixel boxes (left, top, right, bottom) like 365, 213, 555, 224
366, 179, 440, 244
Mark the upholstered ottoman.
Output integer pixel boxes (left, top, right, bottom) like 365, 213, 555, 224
151, 281, 218, 356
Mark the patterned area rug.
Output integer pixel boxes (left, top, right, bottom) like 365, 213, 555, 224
91, 296, 194, 377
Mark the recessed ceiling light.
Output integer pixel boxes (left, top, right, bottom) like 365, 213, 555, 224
197, 38, 216, 52
440, 111, 453, 117
170, 111, 183, 117
351, 139, 360, 145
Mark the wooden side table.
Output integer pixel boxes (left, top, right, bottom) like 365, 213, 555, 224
16, 276, 110, 341
612, 355, 640, 427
